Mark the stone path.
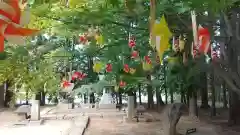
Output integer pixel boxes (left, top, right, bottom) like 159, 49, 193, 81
0, 106, 89, 135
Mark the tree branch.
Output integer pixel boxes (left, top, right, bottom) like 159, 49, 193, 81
212, 63, 240, 95
36, 15, 147, 30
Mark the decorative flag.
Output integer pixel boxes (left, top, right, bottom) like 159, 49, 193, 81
129, 68, 136, 74
198, 25, 210, 54
79, 35, 87, 44
179, 35, 185, 52
123, 64, 130, 73
106, 63, 112, 72
93, 62, 103, 73
144, 56, 151, 64
62, 80, 71, 88
61, 80, 74, 92
192, 25, 210, 58
95, 34, 104, 47
192, 44, 198, 58
72, 71, 86, 80
119, 80, 126, 87
128, 38, 135, 48
152, 16, 172, 63
131, 50, 138, 58
0, 0, 39, 52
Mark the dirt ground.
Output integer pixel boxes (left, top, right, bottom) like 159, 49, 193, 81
84, 109, 240, 135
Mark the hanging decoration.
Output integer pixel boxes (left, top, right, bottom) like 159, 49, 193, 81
131, 50, 138, 58
79, 35, 87, 44
152, 15, 172, 63
95, 34, 104, 47
0, 0, 39, 52
198, 25, 210, 54
119, 80, 126, 88
123, 64, 130, 73
62, 80, 71, 88
191, 25, 210, 58
71, 71, 87, 81
179, 35, 185, 52
93, 62, 103, 73
144, 56, 151, 64
192, 44, 198, 58
106, 63, 112, 72
129, 68, 136, 74
128, 36, 136, 48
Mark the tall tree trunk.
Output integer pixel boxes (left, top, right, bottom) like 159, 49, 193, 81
200, 73, 210, 109
228, 90, 240, 125
4, 82, 13, 107
222, 82, 228, 108
134, 92, 137, 108
0, 85, 4, 107
147, 74, 154, 109
210, 73, 216, 117
156, 88, 160, 108
165, 88, 168, 104
138, 84, 142, 105
83, 94, 87, 103
156, 88, 165, 108
40, 91, 46, 106
224, 10, 240, 125
180, 91, 187, 104
119, 92, 122, 104
189, 90, 198, 117
170, 89, 174, 103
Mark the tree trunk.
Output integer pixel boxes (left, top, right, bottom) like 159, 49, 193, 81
146, 74, 154, 109
170, 89, 174, 103
222, 82, 228, 108
156, 87, 164, 109
4, 82, 13, 107
165, 89, 168, 104
200, 73, 210, 109
0, 85, 4, 107
167, 103, 185, 135
40, 91, 46, 106
187, 91, 190, 107
134, 92, 137, 108
210, 73, 216, 117
225, 10, 240, 125
35, 92, 41, 100
83, 94, 87, 103
138, 84, 142, 105
119, 92, 122, 104
189, 91, 198, 117
180, 91, 187, 104
228, 90, 240, 125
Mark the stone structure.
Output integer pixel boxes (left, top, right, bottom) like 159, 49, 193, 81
99, 88, 114, 104
31, 100, 40, 121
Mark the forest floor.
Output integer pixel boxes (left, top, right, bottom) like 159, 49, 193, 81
84, 107, 240, 135
0, 105, 240, 135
